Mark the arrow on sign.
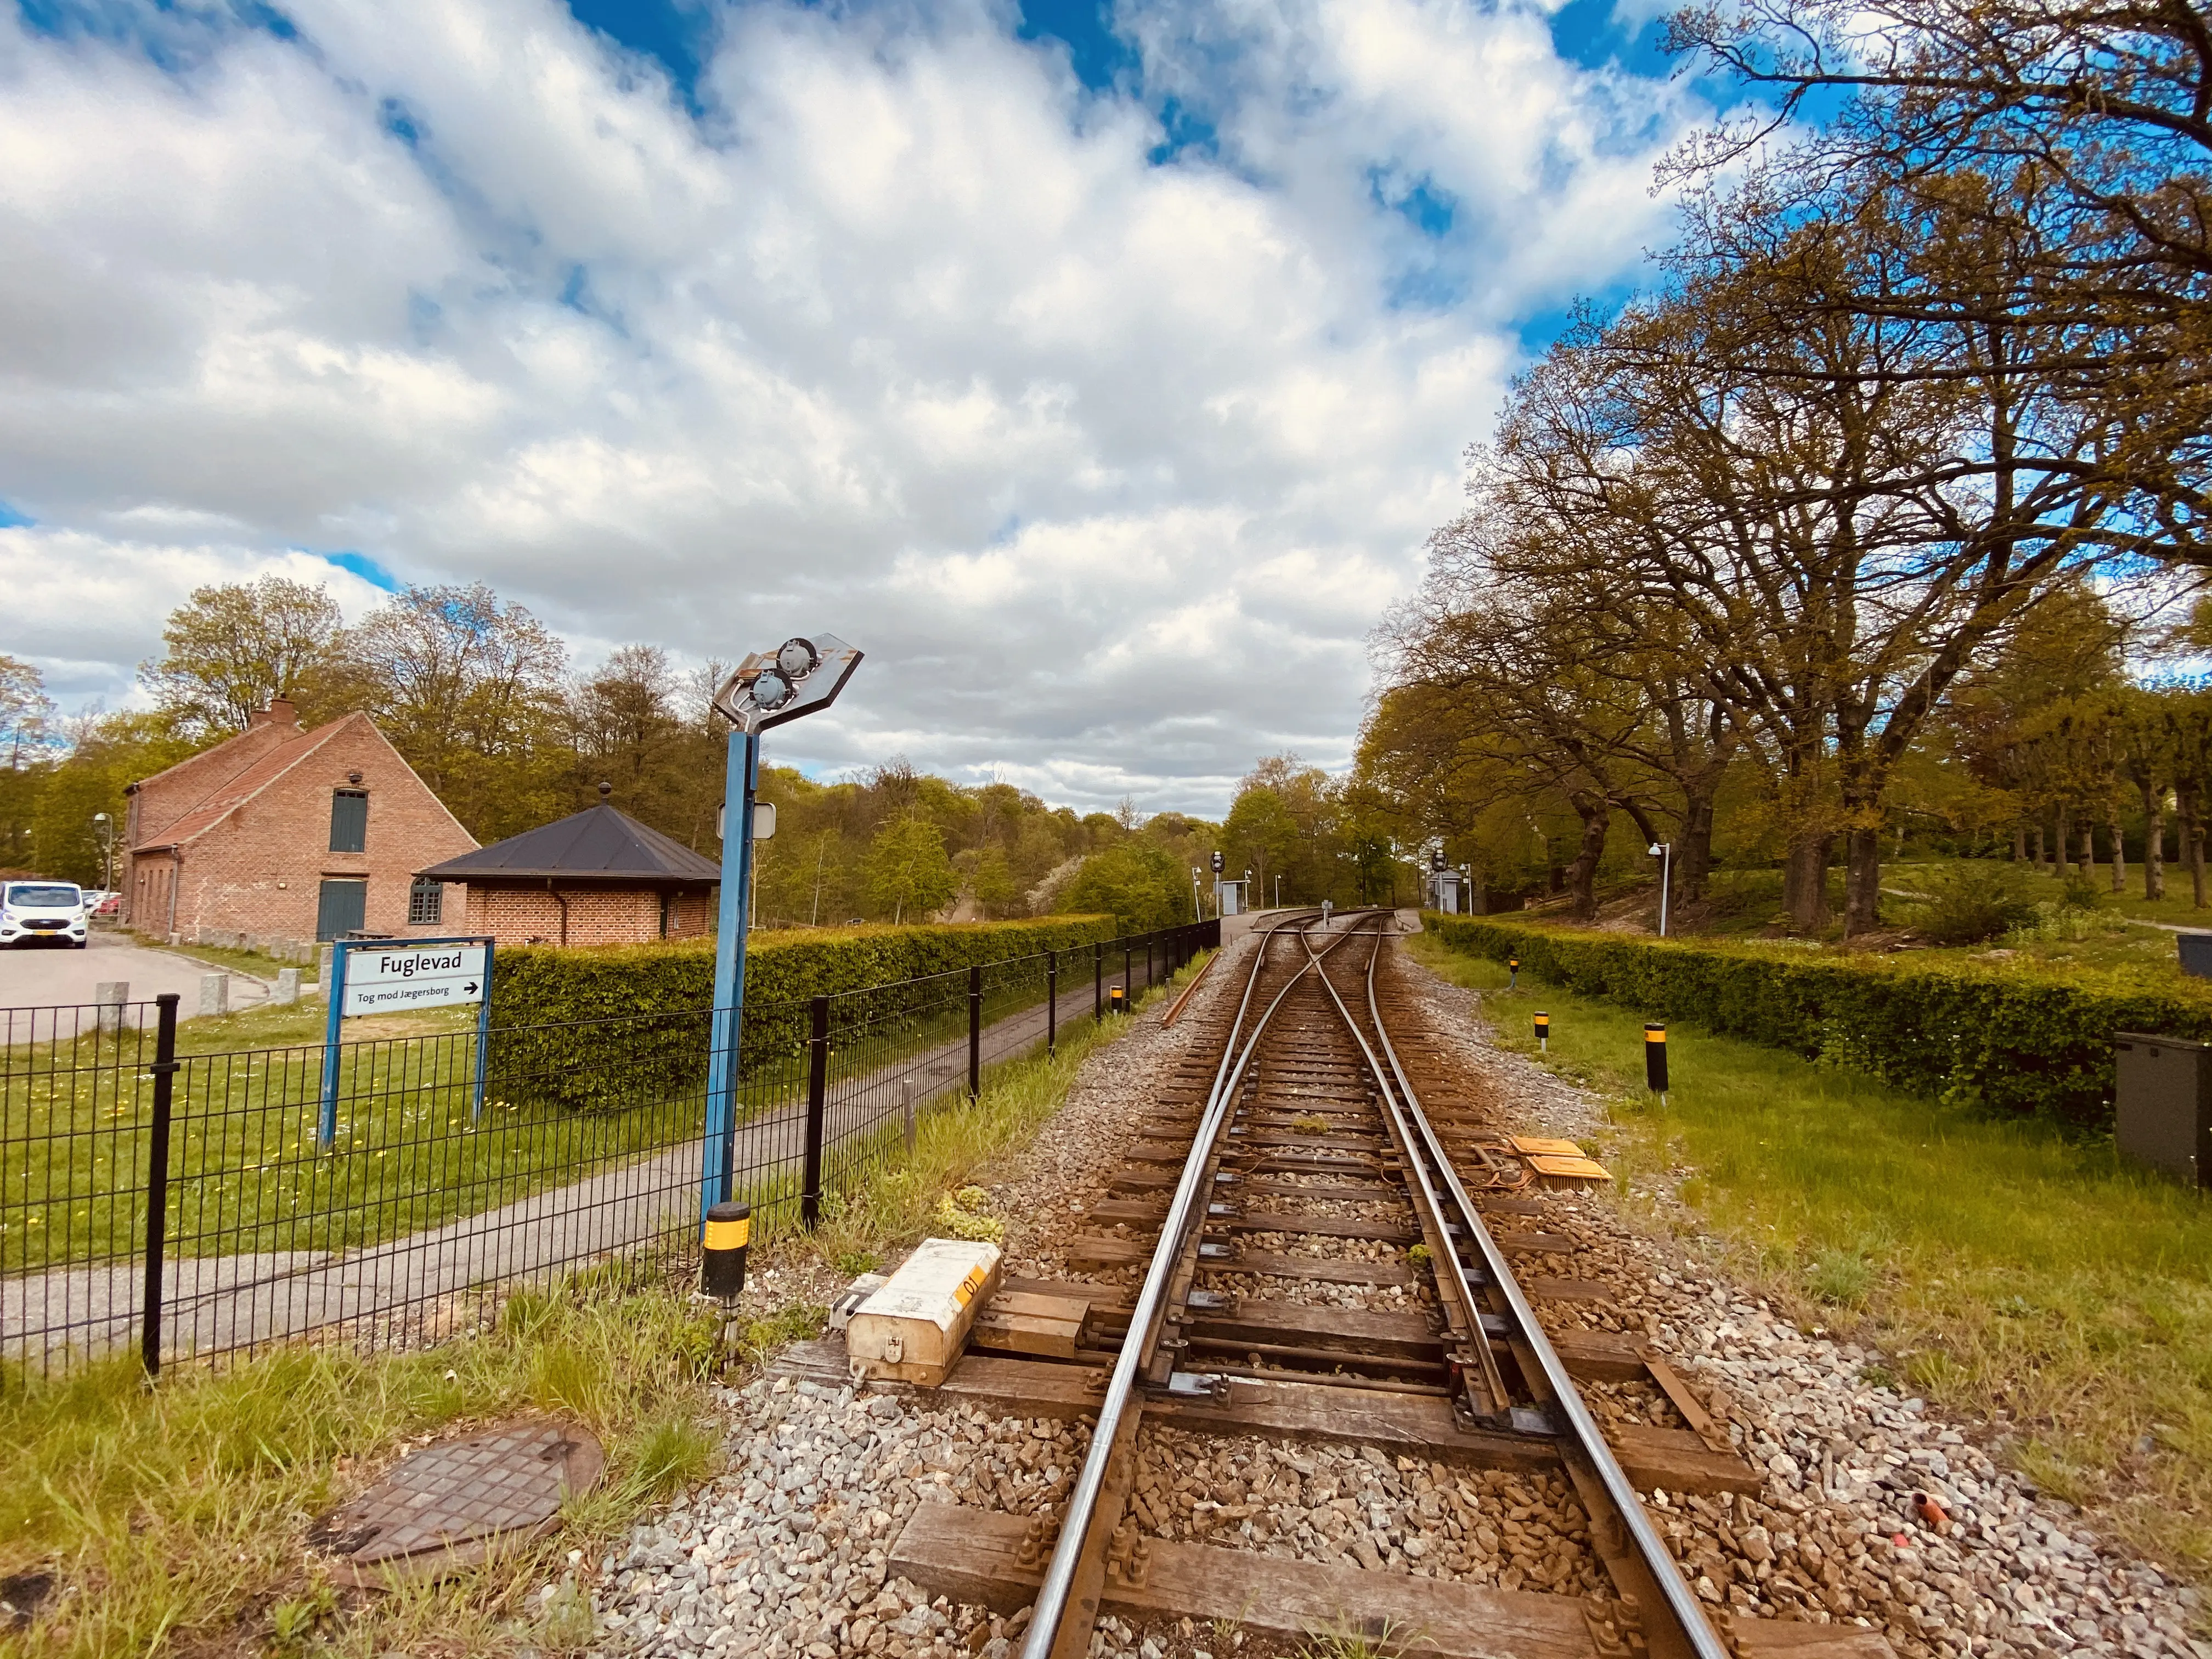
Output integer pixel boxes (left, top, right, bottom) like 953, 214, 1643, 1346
465, 982, 479, 994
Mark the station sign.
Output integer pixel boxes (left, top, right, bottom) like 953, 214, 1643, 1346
341, 942, 489, 1016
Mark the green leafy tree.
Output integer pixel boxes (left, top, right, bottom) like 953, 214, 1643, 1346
32, 713, 200, 886
1063, 842, 1187, 932
0, 657, 57, 868
138, 577, 351, 735
970, 845, 1019, 919
346, 584, 569, 840
863, 814, 958, 923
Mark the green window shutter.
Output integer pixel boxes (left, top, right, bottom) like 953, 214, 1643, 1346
329, 789, 368, 853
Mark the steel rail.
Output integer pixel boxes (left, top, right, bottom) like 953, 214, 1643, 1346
1015, 907, 1373, 1659
1307, 924, 1514, 1424
1332, 926, 1734, 1659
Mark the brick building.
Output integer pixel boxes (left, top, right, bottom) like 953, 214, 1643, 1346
124, 700, 478, 960
414, 784, 718, 947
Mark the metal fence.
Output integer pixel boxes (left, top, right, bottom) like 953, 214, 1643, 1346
1, 921, 1217, 1379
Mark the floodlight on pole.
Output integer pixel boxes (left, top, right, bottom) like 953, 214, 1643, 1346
702, 635, 864, 1231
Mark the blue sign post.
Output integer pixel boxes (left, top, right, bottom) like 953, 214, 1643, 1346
320, 934, 495, 1149
698, 636, 864, 1220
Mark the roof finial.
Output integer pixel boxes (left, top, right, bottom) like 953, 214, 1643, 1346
597, 780, 613, 800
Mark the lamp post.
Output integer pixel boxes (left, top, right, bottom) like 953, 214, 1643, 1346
1273, 873, 1282, 909
91, 811, 113, 894
1647, 841, 1673, 938
1190, 866, 1203, 922
700, 635, 864, 1223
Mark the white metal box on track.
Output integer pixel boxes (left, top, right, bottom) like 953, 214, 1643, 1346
845, 1238, 1002, 1386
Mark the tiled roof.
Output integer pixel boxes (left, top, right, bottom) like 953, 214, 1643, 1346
131, 717, 360, 851
416, 804, 720, 883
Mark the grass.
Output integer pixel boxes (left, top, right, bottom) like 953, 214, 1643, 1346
1408, 929, 2212, 1584
0, 1261, 723, 1659
0, 944, 1203, 1659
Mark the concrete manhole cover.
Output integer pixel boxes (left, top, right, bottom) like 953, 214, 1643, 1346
311, 1419, 604, 1586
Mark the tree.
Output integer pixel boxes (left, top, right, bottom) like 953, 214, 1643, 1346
565, 645, 726, 843
1063, 842, 1187, 932
0, 657, 56, 867
1670, 0, 2212, 566
970, 845, 1019, 919
863, 814, 958, 923
346, 584, 569, 840
30, 713, 200, 887
139, 578, 350, 735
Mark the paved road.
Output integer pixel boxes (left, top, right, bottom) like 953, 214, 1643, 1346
7, 953, 1177, 1368
0, 929, 270, 1023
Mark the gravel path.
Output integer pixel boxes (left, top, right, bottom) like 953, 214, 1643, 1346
576, 936, 2203, 1659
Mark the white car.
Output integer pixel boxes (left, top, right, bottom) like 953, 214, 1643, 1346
1, 882, 88, 949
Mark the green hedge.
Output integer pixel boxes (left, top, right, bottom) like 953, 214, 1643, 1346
487, 916, 1127, 1109
1426, 916, 2212, 1132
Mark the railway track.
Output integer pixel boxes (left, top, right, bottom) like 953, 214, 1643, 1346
825, 913, 1897, 1659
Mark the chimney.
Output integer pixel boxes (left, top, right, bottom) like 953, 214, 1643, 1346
251, 698, 299, 730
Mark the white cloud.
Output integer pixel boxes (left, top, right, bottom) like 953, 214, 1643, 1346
0, 0, 1701, 810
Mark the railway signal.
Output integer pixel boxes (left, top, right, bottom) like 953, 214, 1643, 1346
701, 635, 864, 1233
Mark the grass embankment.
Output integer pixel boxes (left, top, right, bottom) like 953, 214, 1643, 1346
0, 952, 1206, 1659
1407, 932, 2212, 1582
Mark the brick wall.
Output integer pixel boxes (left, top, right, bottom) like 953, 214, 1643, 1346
149, 714, 477, 956
465, 884, 715, 946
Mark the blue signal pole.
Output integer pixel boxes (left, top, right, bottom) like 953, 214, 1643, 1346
692, 633, 862, 1229
700, 727, 760, 1219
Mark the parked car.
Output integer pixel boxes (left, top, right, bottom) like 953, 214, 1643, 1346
92, 893, 121, 916
0, 882, 88, 949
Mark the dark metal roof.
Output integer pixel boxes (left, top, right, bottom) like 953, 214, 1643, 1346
415, 803, 720, 884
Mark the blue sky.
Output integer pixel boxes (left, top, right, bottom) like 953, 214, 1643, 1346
0, 0, 1708, 810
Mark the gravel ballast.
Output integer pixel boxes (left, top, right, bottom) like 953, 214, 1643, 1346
582, 934, 2201, 1659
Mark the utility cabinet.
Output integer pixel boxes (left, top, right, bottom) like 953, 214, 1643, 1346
2113, 1032, 2212, 1188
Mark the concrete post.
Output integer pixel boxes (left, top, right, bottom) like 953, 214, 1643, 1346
274, 968, 301, 1006
198, 974, 228, 1018
95, 980, 128, 1035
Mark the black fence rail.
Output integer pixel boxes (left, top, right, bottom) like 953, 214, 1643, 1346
1, 920, 1217, 1379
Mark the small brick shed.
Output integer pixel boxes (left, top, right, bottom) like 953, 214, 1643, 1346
415, 785, 719, 947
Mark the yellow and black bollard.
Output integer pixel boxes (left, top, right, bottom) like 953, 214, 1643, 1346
1108, 984, 1128, 1017
1533, 1011, 1549, 1052
1644, 1024, 1668, 1101
1507, 956, 1520, 991
701, 1200, 751, 1300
